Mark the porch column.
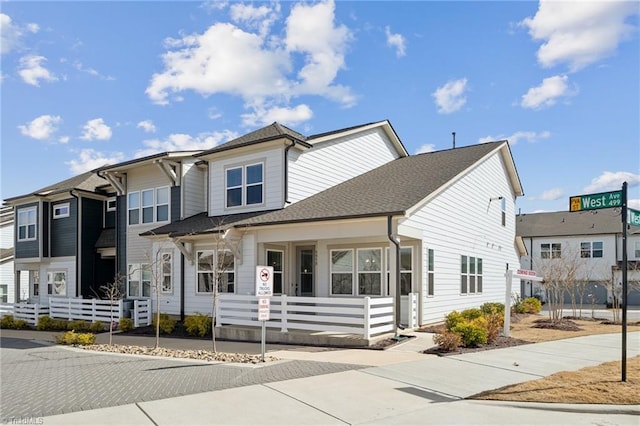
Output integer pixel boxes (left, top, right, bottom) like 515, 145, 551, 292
14, 270, 21, 303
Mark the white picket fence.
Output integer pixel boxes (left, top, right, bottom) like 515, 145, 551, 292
0, 302, 50, 326
133, 299, 152, 327
215, 294, 418, 339
49, 298, 124, 323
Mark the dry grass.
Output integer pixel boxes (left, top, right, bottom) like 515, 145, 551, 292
474, 313, 640, 404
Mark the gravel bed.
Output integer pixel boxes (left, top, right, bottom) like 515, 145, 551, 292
80, 344, 278, 363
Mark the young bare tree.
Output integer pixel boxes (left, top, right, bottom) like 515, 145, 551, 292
99, 274, 125, 346
535, 245, 583, 322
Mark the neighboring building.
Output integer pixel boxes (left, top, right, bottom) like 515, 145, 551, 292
516, 208, 640, 306
0, 206, 28, 302
3, 171, 114, 303
142, 120, 525, 325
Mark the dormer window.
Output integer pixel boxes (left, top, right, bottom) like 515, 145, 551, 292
226, 163, 263, 208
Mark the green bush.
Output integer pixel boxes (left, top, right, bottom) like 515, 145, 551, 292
522, 297, 542, 314
433, 330, 462, 352
184, 313, 212, 337
1, 315, 15, 329
480, 302, 504, 315
56, 330, 96, 345
119, 318, 134, 332
152, 313, 177, 334
53, 319, 69, 330
67, 320, 89, 332
451, 320, 488, 347
483, 312, 503, 343
13, 319, 30, 330
444, 311, 464, 330
37, 315, 54, 330
90, 321, 105, 333
460, 308, 484, 321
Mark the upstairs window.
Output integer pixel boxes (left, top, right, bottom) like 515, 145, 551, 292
501, 197, 506, 226
128, 187, 170, 225
541, 243, 562, 259
53, 203, 70, 219
226, 163, 264, 208
581, 241, 603, 258
17, 207, 37, 241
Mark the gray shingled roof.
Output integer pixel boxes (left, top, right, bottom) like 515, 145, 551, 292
4, 170, 109, 202
516, 208, 626, 237
95, 228, 116, 248
142, 210, 280, 237
148, 141, 508, 236
196, 122, 310, 157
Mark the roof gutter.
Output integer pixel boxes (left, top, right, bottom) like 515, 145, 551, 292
387, 215, 403, 337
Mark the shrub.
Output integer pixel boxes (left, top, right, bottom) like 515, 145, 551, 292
460, 308, 484, 321
480, 302, 504, 315
444, 311, 464, 331
68, 320, 89, 332
53, 319, 69, 331
13, 319, 30, 330
1, 315, 15, 329
56, 330, 96, 345
90, 321, 105, 333
153, 313, 177, 334
37, 315, 55, 330
451, 320, 488, 347
521, 297, 542, 314
433, 330, 462, 352
483, 312, 503, 343
184, 313, 212, 337
119, 318, 134, 332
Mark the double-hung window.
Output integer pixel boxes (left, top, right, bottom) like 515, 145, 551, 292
461, 256, 483, 294
17, 207, 37, 241
267, 249, 283, 294
331, 249, 353, 295
385, 247, 413, 295
541, 243, 562, 259
32, 271, 40, 297
128, 264, 151, 298
128, 187, 170, 225
581, 241, 603, 258
196, 250, 235, 294
226, 163, 264, 208
47, 271, 67, 296
358, 248, 382, 295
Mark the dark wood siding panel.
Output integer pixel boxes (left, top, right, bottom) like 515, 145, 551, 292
42, 202, 49, 257
51, 198, 77, 257
171, 186, 181, 222
80, 198, 104, 297
14, 202, 39, 258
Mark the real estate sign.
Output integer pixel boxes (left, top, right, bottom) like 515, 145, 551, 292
569, 190, 623, 212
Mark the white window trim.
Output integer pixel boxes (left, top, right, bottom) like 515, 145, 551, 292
128, 187, 170, 226
128, 263, 151, 299
53, 202, 70, 219
161, 253, 172, 294
195, 249, 236, 294
225, 162, 264, 209
106, 197, 116, 212
266, 249, 284, 295
357, 248, 382, 296
330, 249, 355, 296
47, 271, 67, 296
17, 206, 37, 241
385, 246, 414, 296
460, 255, 483, 295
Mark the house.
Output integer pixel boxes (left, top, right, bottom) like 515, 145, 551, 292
137, 120, 524, 327
516, 208, 640, 306
0, 206, 28, 302
3, 171, 114, 303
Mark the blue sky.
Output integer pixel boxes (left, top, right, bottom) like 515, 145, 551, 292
1, 0, 639, 213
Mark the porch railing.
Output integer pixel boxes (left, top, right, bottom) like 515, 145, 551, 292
215, 294, 418, 339
49, 298, 124, 323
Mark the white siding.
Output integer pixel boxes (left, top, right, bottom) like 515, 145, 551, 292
149, 242, 181, 316
287, 128, 399, 204
401, 152, 521, 325
0, 260, 15, 302
208, 147, 284, 216
182, 160, 206, 218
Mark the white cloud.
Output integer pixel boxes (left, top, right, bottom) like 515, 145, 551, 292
520, 74, 576, 109
538, 188, 564, 201
1, 13, 39, 55
629, 199, 640, 210
432, 78, 468, 114
520, 1, 638, 71
415, 144, 435, 154
18, 55, 58, 86
134, 130, 238, 158
583, 171, 640, 193
146, 0, 353, 123
385, 26, 406, 57
72, 60, 115, 80
67, 149, 125, 174
80, 118, 112, 141
18, 115, 61, 140
478, 130, 551, 145
137, 120, 157, 133
241, 104, 312, 127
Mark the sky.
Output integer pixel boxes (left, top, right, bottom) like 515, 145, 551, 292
1, 0, 639, 214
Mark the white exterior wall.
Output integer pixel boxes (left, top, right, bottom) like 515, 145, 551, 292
401, 152, 521, 325
182, 160, 206, 219
287, 128, 399, 204
150, 242, 181, 316
29, 257, 77, 304
208, 148, 284, 216
1, 215, 16, 302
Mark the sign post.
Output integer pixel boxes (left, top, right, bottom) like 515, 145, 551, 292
504, 269, 543, 337
569, 184, 631, 381
255, 266, 273, 362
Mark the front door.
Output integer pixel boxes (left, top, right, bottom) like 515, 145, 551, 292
297, 246, 314, 296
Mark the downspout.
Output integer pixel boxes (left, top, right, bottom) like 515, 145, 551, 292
284, 139, 296, 204
70, 190, 81, 298
180, 251, 185, 321
387, 215, 402, 337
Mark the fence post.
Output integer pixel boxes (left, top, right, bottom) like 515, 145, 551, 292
409, 293, 417, 329
68, 297, 72, 320
364, 296, 371, 340
118, 299, 123, 320
281, 295, 288, 332
34, 303, 39, 327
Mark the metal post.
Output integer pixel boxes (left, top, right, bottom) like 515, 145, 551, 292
621, 182, 628, 382
504, 270, 513, 337
261, 320, 266, 362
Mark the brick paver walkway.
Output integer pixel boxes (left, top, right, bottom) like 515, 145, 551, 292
0, 337, 365, 420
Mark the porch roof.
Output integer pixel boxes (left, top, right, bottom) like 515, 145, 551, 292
146, 141, 513, 236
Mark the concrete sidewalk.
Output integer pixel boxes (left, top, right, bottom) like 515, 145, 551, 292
40, 331, 640, 426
